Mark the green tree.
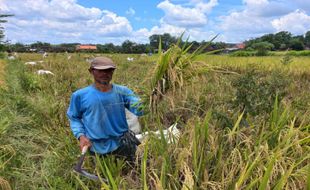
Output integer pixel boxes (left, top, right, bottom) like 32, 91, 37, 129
260, 33, 275, 46
9, 43, 27, 52
105, 43, 117, 53
97, 43, 121, 53
273, 31, 292, 49
293, 35, 304, 42
0, 14, 13, 51
120, 40, 149, 53
30, 41, 51, 52
97, 44, 112, 53
305, 31, 310, 48
279, 43, 287, 50
244, 31, 293, 50
121, 40, 135, 53
58, 43, 79, 52
132, 43, 149, 53
149, 33, 178, 52
251, 41, 274, 56
289, 38, 304, 50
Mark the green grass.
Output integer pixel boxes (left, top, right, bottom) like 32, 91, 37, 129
0, 59, 5, 86
0, 51, 309, 189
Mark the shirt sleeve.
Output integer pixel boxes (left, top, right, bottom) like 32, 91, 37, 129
67, 93, 85, 139
123, 87, 144, 116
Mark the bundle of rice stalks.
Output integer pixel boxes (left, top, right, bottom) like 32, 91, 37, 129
0, 177, 11, 190
0, 60, 6, 87
148, 34, 217, 113
0, 145, 15, 170
0, 145, 14, 190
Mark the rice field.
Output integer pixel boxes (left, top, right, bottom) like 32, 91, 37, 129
0, 51, 309, 190
197, 55, 310, 73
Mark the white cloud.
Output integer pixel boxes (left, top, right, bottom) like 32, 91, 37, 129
243, 0, 268, 6
150, 22, 186, 36
272, 10, 310, 34
219, 11, 273, 33
151, 0, 220, 42
128, 28, 151, 44
1, 0, 133, 44
191, 0, 218, 13
218, 0, 310, 42
136, 0, 310, 43
157, 0, 207, 27
126, 8, 135, 16
240, 0, 296, 18
1, 0, 310, 44
157, 0, 218, 28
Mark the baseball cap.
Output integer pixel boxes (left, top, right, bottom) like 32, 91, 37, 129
90, 57, 116, 70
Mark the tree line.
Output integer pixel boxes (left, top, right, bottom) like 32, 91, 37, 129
5, 33, 226, 54
5, 31, 310, 54
245, 31, 310, 51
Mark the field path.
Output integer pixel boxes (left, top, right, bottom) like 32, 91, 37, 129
0, 59, 5, 86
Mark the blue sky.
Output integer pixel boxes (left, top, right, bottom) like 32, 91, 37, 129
77, 0, 164, 30
1, 0, 310, 44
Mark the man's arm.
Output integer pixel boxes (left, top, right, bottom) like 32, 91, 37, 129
124, 88, 145, 116
67, 93, 91, 150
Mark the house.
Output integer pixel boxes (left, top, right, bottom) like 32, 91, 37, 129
235, 43, 245, 49
222, 43, 246, 53
76, 45, 97, 51
28, 48, 37, 52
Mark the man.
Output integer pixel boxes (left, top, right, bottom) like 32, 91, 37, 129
67, 56, 143, 161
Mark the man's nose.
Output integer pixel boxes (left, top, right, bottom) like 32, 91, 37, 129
102, 71, 110, 75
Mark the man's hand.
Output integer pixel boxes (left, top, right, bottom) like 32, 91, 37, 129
79, 135, 92, 151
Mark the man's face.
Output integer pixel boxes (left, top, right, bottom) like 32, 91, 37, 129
89, 68, 115, 84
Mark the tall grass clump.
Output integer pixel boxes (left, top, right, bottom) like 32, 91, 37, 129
231, 68, 288, 119
287, 50, 310, 56
230, 50, 256, 57
136, 100, 309, 189
280, 53, 293, 65
0, 57, 86, 189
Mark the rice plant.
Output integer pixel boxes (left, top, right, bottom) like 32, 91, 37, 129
147, 34, 217, 113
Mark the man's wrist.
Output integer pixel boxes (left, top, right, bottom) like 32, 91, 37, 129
77, 133, 85, 140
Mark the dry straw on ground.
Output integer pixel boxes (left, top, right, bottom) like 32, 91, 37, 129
0, 177, 11, 190
0, 60, 5, 86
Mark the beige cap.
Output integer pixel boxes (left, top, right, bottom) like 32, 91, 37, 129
90, 57, 116, 70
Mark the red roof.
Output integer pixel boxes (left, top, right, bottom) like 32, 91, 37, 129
235, 43, 245, 49
76, 45, 97, 50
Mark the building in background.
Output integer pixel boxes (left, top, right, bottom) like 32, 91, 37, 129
76, 44, 97, 51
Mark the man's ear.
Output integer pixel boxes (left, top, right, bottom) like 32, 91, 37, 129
88, 68, 93, 74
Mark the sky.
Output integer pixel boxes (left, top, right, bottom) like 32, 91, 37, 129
0, 0, 310, 45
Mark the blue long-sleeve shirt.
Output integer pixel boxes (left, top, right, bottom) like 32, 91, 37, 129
67, 84, 143, 154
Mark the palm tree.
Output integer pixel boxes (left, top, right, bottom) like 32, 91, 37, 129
0, 14, 13, 51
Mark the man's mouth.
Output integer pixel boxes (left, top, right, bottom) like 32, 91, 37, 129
99, 81, 109, 85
